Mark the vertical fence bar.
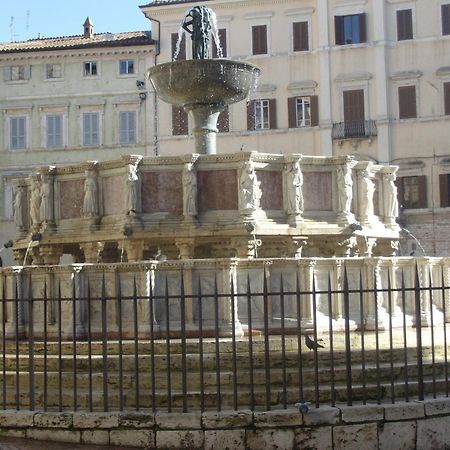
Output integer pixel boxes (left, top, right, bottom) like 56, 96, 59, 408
197, 278, 205, 413
87, 283, 93, 412
401, 271, 409, 402
327, 273, 335, 407
428, 269, 436, 399
164, 276, 172, 413
387, 271, 395, 403
101, 274, 109, 412
296, 274, 304, 403
116, 276, 123, 412
374, 270, 381, 405
246, 275, 254, 411
133, 277, 140, 412
359, 271, 367, 405
57, 282, 62, 412
441, 268, 448, 398
27, 274, 35, 412
213, 275, 221, 412
180, 271, 187, 413
14, 280, 19, 410
414, 265, 425, 401
263, 269, 271, 411
43, 280, 48, 412
312, 276, 320, 409
149, 280, 156, 413
2, 278, 6, 410
343, 267, 352, 406
280, 275, 287, 409
72, 279, 77, 412
231, 277, 238, 411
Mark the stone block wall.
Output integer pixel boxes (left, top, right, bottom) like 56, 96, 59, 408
0, 398, 449, 449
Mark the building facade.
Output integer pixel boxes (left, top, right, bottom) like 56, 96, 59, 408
0, 20, 155, 265
141, 0, 450, 256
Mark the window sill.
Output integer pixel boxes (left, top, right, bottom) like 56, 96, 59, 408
5, 80, 30, 85
333, 42, 369, 50
43, 78, 65, 83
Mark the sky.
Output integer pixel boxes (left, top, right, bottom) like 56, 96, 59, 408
0, 0, 153, 43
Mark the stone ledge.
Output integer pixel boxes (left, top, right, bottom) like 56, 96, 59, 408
119, 412, 155, 428
110, 429, 155, 448
202, 410, 253, 429
253, 409, 302, 428
0, 411, 35, 428
302, 405, 340, 426
339, 404, 384, 423
156, 412, 202, 430
73, 412, 119, 429
384, 402, 425, 421
27, 428, 80, 444
423, 398, 450, 416
33, 412, 73, 429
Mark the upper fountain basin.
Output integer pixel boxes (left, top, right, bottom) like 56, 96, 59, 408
147, 59, 260, 107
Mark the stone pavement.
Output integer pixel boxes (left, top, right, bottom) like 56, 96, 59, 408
0, 437, 140, 450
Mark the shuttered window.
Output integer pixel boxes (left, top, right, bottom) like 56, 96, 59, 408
398, 85, 417, 119
335, 13, 367, 45
212, 29, 227, 58
10, 117, 26, 149
397, 9, 413, 41
247, 99, 277, 130
396, 175, 427, 209
439, 174, 450, 207
46, 115, 63, 148
172, 106, 188, 135
83, 112, 99, 146
288, 96, 319, 128
119, 111, 136, 144
252, 25, 268, 55
171, 32, 186, 60
444, 82, 450, 115
4, 65, 31, 81
217, 107, 229, 133
442, 4, 450, 35
293, 21, 309, 52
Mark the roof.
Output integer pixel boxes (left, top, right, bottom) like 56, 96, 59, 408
0, 31, 154, 54
140, 0, 211, 8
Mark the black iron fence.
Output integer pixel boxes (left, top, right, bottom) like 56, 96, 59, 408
0, 264, 449, 413
332, 120, 378, 140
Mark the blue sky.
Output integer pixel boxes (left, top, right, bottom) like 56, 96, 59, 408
0, 0, 152, 43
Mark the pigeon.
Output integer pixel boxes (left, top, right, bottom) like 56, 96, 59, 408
295, 401, 311, 414
305, 334, 324, 351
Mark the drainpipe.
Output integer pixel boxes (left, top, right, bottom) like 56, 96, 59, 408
148, 16, 161, 156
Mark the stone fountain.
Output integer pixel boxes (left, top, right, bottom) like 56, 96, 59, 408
147, 5, 260, 155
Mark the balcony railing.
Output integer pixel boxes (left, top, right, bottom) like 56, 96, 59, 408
332, 120, 378, 140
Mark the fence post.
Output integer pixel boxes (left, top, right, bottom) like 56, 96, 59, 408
414, 264, 425, 401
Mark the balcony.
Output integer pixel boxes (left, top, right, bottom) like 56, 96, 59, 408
332, 120, 378, 140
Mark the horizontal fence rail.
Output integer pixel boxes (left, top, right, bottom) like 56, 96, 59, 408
0, 263, 449, 413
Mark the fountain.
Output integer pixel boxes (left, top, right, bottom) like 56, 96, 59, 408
147, 5, 260, 155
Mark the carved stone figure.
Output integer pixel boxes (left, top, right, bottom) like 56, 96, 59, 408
13, 186, 25, 230
383, 173, 399, 220
359, 169, 375, 222
239, 161, 258, 212
125, 163, 139, 214
336, 163, 353, 216
286, 160, 304, 215
83, 170, 98, 217
182, 6, 213, 59
29, 178, 41, 227
182, 162, 197, 216
39, 174, 51, 223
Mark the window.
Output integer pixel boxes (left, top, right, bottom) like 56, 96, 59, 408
119, 111, 136, 144
444, 82, 450, 115
217, 107, 229, 132
398, 85, 417, 119
119, 60, 135, 75
212, 29, 227, 58
172, 106, 188, 135
335, 14, 367, 45
84, 61, 97, 76
46, 115, 63, 148
247, 99, 277, 130
293, 21, 309, 52
3, 65, 31, 81
172, 32, 186, 60
82, 112, 99, 146
397, 9, 413, 41
46, 63, 62, 79
10, 117, 26, 149
439, 174, 450, 207
396, 175, 427, 209
252, 25, 268, 55
442, 4, 450, 35
288, 96, 319, 128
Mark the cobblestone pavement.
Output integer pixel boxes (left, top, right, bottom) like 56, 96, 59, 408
0, 437, 140, 450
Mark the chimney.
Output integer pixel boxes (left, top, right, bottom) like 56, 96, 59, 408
83, 17, 94, 39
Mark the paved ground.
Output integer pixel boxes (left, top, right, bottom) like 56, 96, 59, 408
0, 437, 140, 450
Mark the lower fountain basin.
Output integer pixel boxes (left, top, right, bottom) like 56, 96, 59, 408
147, 59, 260, 107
